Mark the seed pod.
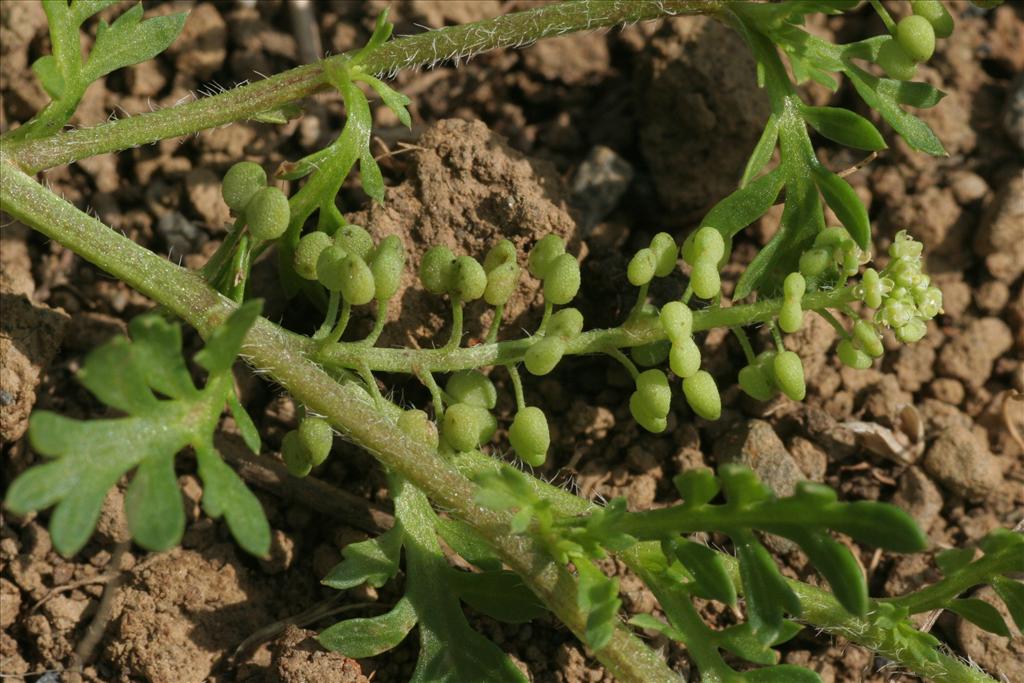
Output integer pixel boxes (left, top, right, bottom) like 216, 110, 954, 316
779, 300, 803, 334
860, 268, 883, 308
246, 186, 290, 241
632, 340, 671, 368
298, 417, 333, 466
450, 255, 487, 301
682, 370, 721, 421
295, 231, 333, 280
543, 253, 581, 305
509, 406, 550, 467
442, 403, 497, 452
783, 272, 806, 300
528, 235, 565, 279
446, 370, 497, 410
877, 38, 917, 81
838, 339, 873, 369
853, 320, 884, 358
222, 161, 267, 213
649, 232, 678, 277
896, 14, 936, 62
484, 261, 519, 306
636, 369, 671, 418
549, 307, 584, 339
659, 301, 693, 345
629, 391, 667, 433
738, 363, 775, 401
690, 260, 721, 300
281, 430, 312, 478
316, 245, 348, 291
524, 336, 566, 376
911, 0, 953, 38
338, 254, 376, 306
896, 319, 927, 343
799, 248, 831, 277
420, 246, 456, 294
370, 235, 406, 301
483, 239, 517, 272
627, 248, 657, 286
397, 409, 439, 450
669, 337, 702, 379
773, 351, 806, 401
334, 224, 374, 261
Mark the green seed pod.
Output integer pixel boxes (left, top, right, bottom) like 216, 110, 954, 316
779, 300, 803, 334
631, 340, 671, 368
669, 337, 702, 379
627, 248, 657, 286
246, 186, 290, 241
483, 239, 517, 272
524, 336, 566, 376
420, 246, 456, 294
370, 235, 406, 302
841, 240, 861, 277
659, 301, 693, 345
222, 161, 267, 213
484, 261, 519, 306
649, 232, 678, 277
860, 268, 883, 309
896, 14, 936, 62
772, 351, 806, 401
690, 260, 721, 300
629, 391, 667, 433
397, 409, 439, 450
452, 255, 487, 301
853, 320, 884, 358
799, 248, 832, 277
509, 406, 550, 467
528, 235, 566, 279
911, 0, 953, 38
446, 370, 497, 410
281, 430, 312, 478
814, 226, 850, 250
338, 254, 376, 306
334, 224, 374, 261
896, 319, 927, 343
877, 38, 918, 81
442, 403, 497, 452
294, 231, 333, 280
316, 245, 348, 291
682, 370, 721, 421
549, 307, 584, 339
738, 364, 776, 402
636, 369, 671, 418
783, 272, 806, 301
543, 253, 581, 305
298, 416, 333, 467
837, 339, 873, 369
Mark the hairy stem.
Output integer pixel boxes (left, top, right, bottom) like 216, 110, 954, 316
3, 0, 723, 173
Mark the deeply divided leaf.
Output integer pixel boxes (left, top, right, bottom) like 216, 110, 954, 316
83, 4, 188, 83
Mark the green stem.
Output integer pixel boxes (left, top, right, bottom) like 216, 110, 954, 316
3, 0, 723, 173
313, 287, 857, 374
323, 301, 352, 346
485, 304, 504, 344
607, 348, 640, 381
314, 290, 342, 340
361, 300, 389, 346
882, 549, 1022, 615
507, 364, 526, 411
444, 297, 464, 350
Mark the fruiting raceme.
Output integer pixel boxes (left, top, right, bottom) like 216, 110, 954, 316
857, 231, 943, 341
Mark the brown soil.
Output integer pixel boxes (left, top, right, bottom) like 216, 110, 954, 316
2, 2, 1023, 682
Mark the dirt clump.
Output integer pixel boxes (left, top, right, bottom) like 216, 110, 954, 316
349, 118, 578, 347
922, 425, 1003, 502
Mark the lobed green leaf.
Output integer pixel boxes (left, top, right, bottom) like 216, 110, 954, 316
319, 597, 417, 658
82, 4, 187, 83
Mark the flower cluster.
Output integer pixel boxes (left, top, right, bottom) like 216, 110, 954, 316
859, 230, 943, 343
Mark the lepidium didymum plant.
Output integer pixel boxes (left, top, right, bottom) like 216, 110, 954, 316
2, 1, 1021, 681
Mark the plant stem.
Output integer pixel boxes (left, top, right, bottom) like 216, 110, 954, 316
3, 0, 723, 174
882, 549, 1022, 615
0, 158, 679, 683
312, 287, 858, 374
